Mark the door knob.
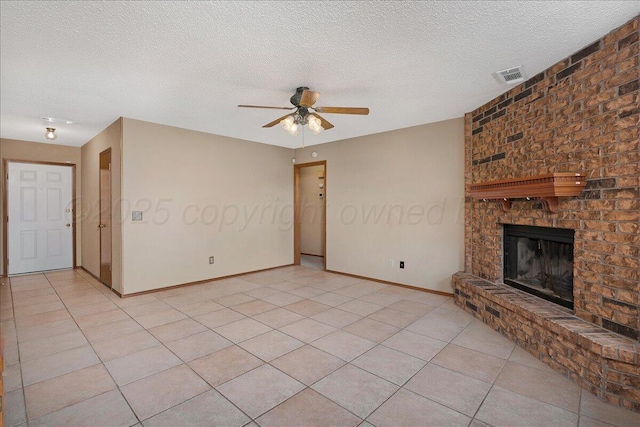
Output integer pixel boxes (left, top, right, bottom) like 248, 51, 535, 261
66, 223, 71, 227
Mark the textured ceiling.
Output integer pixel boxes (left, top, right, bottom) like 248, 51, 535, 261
1, 1, 638, 148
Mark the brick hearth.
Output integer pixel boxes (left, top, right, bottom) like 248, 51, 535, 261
454, 16, 639, 411
453, 273, 639, 412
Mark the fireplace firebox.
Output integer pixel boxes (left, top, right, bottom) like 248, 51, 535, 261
503, 225, 574, 309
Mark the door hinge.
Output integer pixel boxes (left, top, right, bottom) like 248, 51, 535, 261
109, 163, 111, 171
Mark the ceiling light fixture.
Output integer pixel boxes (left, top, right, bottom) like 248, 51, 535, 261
308, 115, 323, 134
45, 127, 57, 140
280, 111, 324, 136
281, 115, 299, 136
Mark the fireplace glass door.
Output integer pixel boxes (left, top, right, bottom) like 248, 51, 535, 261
503, 225, 574, 309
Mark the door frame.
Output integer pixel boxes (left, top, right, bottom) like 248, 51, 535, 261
99, 148, 112, 288
2, 159, 77, 277
293, 160, 327, 269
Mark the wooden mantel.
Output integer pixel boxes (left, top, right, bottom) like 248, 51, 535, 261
469, 173, 587, 213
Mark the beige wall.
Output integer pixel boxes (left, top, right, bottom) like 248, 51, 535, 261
0, 138, 82, 275
3, 117, 464, 295
120, 118, 293, 294
300, 165, 325, 256
294, 118, 465, 293
80, 119, 123, 293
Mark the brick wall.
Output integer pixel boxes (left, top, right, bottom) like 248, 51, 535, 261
453, 273, 640, 411
464, 16, 639, 340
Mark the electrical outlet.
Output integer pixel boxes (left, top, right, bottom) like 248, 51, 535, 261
209, 256, 214, 264
399, 261, 405, 269
388, 259, 394, 267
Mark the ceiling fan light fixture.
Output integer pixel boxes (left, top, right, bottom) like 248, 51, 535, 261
308, 115, 324, 134
281, 115, 295, 131
242, 87, 364, 134
281, 115, 300, 136
45, 127, 57, 140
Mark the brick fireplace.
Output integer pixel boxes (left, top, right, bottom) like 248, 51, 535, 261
453, 16, 639, 411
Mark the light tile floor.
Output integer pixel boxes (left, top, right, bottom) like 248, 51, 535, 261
300, 255, 324, 270
1, 267, 639, 427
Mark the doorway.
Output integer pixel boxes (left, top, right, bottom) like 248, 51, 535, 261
4, 160, 75, 275
294, 161, 326, 270
99, 149, 112, 287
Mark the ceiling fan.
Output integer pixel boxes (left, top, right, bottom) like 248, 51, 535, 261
238, 87, 369, 135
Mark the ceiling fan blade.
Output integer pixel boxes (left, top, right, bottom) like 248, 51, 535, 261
263, 113, 294, 128
299, 90, 320, 108
310, 113, 334, 130
313, 107, 369, 115
238, 105, 295, 110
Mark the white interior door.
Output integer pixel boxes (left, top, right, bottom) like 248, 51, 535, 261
7, 162, 74, 275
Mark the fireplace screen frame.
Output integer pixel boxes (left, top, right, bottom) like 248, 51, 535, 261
503, 224, 575, 310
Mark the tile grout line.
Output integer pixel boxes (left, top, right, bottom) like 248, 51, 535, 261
357, 307, 475, 425
188, 272, 348, 422
72, 269, 186, 423
7, 274, 31, 427
236, 286, 464, 421
465, 333, 583, 425
577, 390, 584, 427
98, 276, 307, 424
152, 276, 368, 423
87, 282, 236, 425
93, 295, 256, 425
13, 266, 626, 426
338, 309, 527, 425
213, 364, 304, 424
5, 273, 84, 425
50, 272, 140, 419
31, 270, 143, 426
8, 271, 462, 426
125, 294, 259, 424
181, 291, 584, 421
466, 341, 516, 425
171, 291, 331, 424
248, 297, 467, 424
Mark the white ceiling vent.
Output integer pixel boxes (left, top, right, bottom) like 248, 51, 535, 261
496, 66, 526, 84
